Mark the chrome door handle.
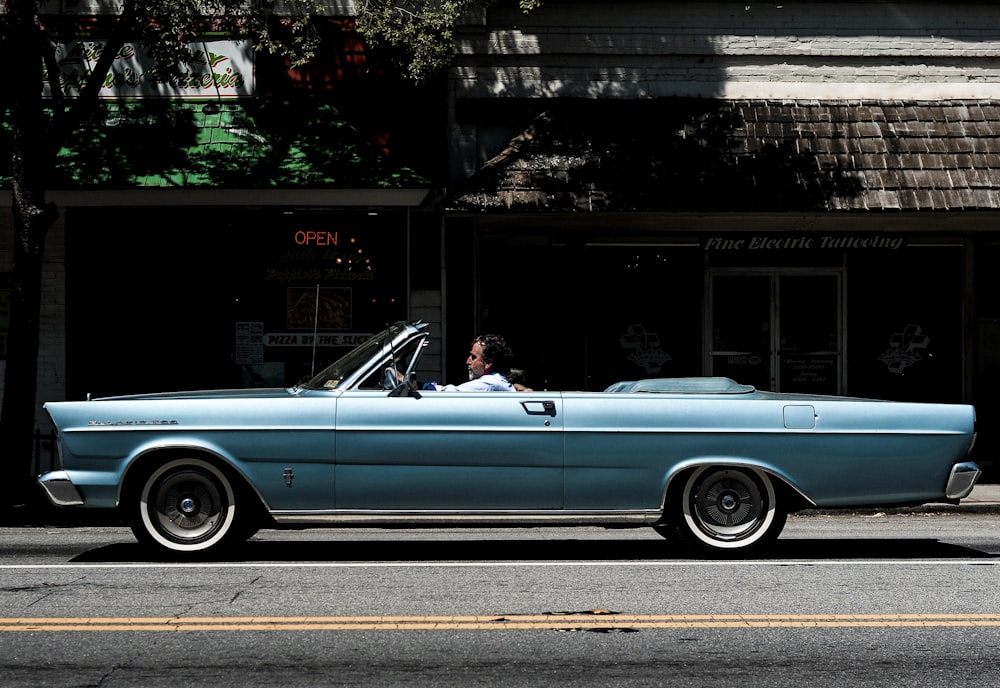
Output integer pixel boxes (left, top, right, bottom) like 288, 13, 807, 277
521, 400, 557, 417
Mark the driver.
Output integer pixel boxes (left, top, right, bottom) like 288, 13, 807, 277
427, 334, 515, 392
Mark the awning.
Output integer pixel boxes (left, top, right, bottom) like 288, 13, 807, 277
448, 99, 1000, 213
3, 99, 431, 208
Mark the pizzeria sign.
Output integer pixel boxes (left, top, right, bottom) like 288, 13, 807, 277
44, 39, 254, 99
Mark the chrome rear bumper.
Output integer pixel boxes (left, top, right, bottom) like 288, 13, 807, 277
37, 471, 85, 507
945, 462, 981, 500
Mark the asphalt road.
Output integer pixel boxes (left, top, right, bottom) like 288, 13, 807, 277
1, 510, 999, 687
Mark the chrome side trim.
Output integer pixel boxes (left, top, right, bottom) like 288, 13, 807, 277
270, 510, 660, 526
945, 461, 981, 500
37, 471, 85, 507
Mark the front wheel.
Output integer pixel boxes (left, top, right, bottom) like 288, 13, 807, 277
131, 458, 241, 555
657, 466, 786, 555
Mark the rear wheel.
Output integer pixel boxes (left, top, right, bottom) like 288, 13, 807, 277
131, 458, 241, 555
657, 466, 786, 554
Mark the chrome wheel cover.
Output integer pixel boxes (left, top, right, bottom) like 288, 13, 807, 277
681, 466, 777, 549
139, 459, 236, 552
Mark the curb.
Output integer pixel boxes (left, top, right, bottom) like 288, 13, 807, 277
794, 483, 1000, 516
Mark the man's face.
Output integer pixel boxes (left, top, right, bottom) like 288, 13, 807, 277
466, 341, 491, 380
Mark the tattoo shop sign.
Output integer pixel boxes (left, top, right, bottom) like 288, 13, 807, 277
704, 235, 905, 252
44, 39, 254, 99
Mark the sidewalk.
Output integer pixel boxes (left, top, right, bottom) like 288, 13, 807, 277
952, 482, 1000, 508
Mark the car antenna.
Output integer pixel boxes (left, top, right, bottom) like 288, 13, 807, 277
310, 284, 320, 377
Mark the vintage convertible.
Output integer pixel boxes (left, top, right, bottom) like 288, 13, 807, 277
38, 321, 980, 557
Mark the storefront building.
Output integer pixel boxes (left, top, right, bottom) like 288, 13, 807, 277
438, 2, 1000, 471
1, 7, 438, 433
5, 1, 1000, 477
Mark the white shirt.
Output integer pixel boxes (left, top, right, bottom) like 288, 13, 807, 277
433, 372, 515, 392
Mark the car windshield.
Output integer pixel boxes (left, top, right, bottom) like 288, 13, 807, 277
301, 322, 410, 390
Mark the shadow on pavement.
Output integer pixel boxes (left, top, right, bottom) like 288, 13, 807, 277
69, 536, 997, 564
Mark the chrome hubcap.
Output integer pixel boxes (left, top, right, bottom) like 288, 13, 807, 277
719, 491, 739, 512
149, 468, 225, 541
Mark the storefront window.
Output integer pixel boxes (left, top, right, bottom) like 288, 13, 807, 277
846, 244, 964, 403
583, 245, 703, 390
66, 207, 408, 398
476, 230, 966, 404
477, 237, 702, 391
238, 210, 407, 386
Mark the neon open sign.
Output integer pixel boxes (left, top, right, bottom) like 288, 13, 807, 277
294, 230, 339, 246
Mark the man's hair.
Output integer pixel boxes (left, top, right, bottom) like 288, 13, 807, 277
474, 334, 513, 374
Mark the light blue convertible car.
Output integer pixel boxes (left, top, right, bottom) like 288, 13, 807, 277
38, 321, 980, 557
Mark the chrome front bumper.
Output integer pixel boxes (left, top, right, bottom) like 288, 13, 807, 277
37, 470, 85, 507
945, 462, 981, 500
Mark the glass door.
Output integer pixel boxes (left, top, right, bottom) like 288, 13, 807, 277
708, 270, 842, 394
777, 274, 842, 395
709, 274, 773, 390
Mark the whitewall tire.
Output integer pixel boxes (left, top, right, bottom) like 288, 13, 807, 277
132, 458, 238, 554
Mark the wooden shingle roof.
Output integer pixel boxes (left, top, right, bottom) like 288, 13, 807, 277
449, 100, 1000, 212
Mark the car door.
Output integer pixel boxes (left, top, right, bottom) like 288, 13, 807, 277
334, 390, 564, 510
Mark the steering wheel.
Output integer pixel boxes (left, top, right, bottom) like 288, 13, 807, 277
383, 367, 400, 390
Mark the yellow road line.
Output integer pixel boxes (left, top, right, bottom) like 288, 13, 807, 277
2, 614, 1000, 631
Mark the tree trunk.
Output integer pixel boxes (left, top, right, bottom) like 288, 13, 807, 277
1, 0, 59, 509
0, 210, 55, 508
